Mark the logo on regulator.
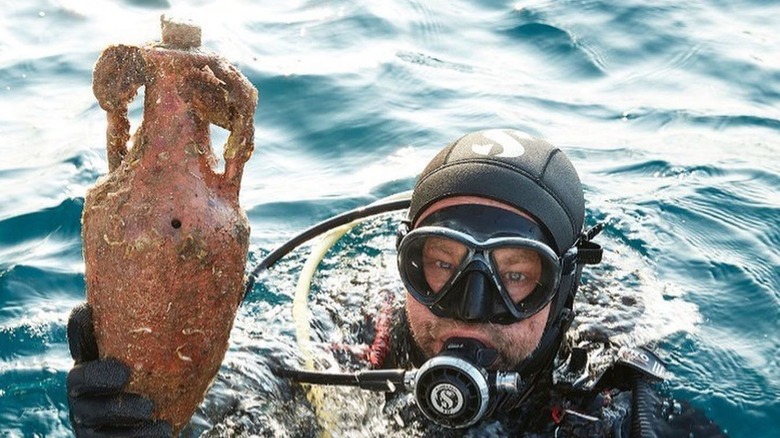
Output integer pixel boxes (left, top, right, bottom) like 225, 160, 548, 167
430, 383, 464, 415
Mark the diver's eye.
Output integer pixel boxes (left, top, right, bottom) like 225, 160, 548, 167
504, 271, 527, 283
435, 260, 454, 270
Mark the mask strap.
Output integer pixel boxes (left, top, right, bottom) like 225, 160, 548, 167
575, 222, 604, 266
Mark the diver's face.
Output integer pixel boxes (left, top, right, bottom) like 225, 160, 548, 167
404, 196, 551, 370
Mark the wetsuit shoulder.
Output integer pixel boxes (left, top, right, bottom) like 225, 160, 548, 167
592, 346, 669, 391
548, 377, 726, 437
551, 346, 726, 437
629, 380, 728, 438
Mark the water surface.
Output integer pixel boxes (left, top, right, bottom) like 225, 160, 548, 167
0, 0, 778, 436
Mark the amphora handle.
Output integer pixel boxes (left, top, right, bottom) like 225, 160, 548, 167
184, 61, 258, 193
92, 45, 146, 173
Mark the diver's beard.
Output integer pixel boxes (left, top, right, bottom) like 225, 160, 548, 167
413, 318, 537, 370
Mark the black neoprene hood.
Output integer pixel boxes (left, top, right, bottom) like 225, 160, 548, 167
408, 129, 585, 255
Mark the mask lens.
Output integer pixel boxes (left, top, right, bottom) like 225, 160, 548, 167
421, 236, 469, 293
490, 246, 543, 302
400, 234, 470, 302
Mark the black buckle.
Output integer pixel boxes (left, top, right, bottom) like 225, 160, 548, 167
575, 223, 604, 265
577, 241, 603, 265
395, 220, 411, 250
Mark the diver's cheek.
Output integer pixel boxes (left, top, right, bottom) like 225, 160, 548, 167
501, 304, 552, 365
405, 293, 433, 327
405, 296, 439, 357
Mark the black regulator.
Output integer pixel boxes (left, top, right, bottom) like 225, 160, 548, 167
274, 338, 524, 429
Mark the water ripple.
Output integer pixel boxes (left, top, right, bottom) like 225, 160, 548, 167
500, 22, 605, 78
620, 107, 780, 130
406, 0, 445, 47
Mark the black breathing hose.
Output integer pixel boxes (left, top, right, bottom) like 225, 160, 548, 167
631, 371, 658, 438
272, 367, 406, 391
243, 197, 411, 300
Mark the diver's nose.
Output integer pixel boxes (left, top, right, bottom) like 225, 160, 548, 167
457, 271, 492, 321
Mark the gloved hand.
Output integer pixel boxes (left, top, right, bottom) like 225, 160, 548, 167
67, 303, 173, 437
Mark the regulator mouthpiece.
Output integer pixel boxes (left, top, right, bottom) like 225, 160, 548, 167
409, 338, 518, 428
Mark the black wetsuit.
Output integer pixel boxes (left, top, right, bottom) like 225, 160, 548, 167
193, 305, 726, 437
378, 311, 727, 438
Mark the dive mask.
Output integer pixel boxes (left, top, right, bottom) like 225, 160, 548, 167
397, 204, 577, 324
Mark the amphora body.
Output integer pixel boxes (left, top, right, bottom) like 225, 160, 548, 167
82, 19, 257, 432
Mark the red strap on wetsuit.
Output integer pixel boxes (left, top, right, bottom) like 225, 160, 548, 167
367, 292, 395, 368
551, 405, 565, 424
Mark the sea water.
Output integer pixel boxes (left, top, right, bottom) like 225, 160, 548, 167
0, 0, 778, 437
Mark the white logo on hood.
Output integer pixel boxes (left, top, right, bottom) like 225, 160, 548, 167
471, 129, 529, 158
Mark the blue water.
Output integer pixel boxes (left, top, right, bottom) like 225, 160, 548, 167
1, 0, 778, 436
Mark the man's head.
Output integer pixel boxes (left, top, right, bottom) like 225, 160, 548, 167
402, 196, 555, 369
397, 129, 587, 372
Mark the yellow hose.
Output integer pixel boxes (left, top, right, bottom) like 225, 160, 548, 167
291, 191, 411, 435
292, 222, 354, 436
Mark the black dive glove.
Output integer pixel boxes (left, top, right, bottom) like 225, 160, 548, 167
66, 303, 173, 437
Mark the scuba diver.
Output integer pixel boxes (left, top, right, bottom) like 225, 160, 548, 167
66, 129, 726, 437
